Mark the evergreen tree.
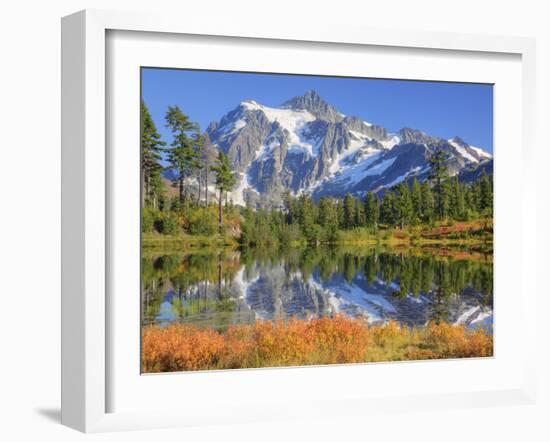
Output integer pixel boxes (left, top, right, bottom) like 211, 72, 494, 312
364, 191, 379, 229
211, 152, 236, 232
411, 178, 422, 224
428, 148, 449, 220
354, 198, 365, 227
420, 181, 434, 224
479, 170, 493, 216
165, 105, 199, 205
298, 195, 319, 243
449, 177, 466, 220
298, 195, 316, 226
380, 192, 395, 226
336, 199, 345, 229
141, 100, 165, 208
440, 179, 452, 220
343, 193, 356, 229
395, 183, 413, 228
317, 197, 339, 241
317, 197, 332, 227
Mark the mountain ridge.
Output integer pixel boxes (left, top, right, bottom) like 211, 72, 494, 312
203, 90, 492, 208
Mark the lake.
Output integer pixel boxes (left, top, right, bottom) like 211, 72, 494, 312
141, 246, 493, 332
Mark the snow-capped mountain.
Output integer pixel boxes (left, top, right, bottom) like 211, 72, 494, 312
206, 90, 492, 208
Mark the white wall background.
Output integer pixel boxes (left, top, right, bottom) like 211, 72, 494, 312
0, 1, 548, 440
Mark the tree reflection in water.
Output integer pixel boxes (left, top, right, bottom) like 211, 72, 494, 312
141, 246, 493, 332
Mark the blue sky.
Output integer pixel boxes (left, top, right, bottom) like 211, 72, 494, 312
141, 68, 493, 153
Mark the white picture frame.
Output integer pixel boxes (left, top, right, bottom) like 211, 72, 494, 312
61, 9, 538, 433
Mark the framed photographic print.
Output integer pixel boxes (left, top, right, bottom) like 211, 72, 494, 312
61, 9, 537, 432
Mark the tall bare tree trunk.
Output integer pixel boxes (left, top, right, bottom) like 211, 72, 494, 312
205, 163, 209, 206
197, 170, 202, 206
217, 255, 222, 299
141, 169, 146, 207
218, 188, 223, 233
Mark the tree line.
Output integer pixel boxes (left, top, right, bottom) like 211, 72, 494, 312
241, 155, 492, 246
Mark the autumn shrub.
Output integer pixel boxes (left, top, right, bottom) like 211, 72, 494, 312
422, 321, 493, 358
141, 316, 493, 373
186, 206, 218, 236
141, 324, 224, 372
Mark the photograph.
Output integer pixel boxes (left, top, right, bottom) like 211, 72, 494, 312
140, 68, 494, 373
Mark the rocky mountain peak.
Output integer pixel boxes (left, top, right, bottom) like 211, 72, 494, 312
199, 92, 492, 209
449, 136, 468, 147
281, 90, 343, 122
398, 127, 440, 145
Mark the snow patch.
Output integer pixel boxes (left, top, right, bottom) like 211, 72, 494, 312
309, 276, 397, 324
241, 100, 318, 156
349, 130, 371, 142
233, 267, 260, 299
379, 135, 401, 150
230, 172, 253, 206
330, 151, 383, 185
455, 306, 480, 325
449, 139, 479, 163
382, 165, 426, 189
469, 144, 492, 160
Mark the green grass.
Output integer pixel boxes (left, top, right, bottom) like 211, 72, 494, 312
142, 233, 238, 250
143, 219, 493, 253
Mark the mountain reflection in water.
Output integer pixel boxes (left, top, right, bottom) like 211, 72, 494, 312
141, 247, 493, 332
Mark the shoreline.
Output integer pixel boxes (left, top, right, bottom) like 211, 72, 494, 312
142, 234, 493, 259
142, 218, 493, 251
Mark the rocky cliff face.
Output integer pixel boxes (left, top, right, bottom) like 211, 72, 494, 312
205, 90, 492, 208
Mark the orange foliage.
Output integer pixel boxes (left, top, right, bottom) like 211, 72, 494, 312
141, 316, 493, 373
422, 321, 493, 358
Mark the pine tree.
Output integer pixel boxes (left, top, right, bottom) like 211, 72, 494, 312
343, 193, 356, 229
364, 191, 379, 229
420, 181, 434, 224
317, 197, 338, 241
165, 105, 199, 205
141, 100, 165, 208
317, 197, 334, 227
354, 198, 365, 227
428, 147, 449, 220
298, 195, 319, 242
449, 177, 466, 220
395, 183, 413, 228
211, 152, 236, 232
380, 192, 395, 226
471, 180, 482, 215
440, 179, 452, 220
411, 178, 422, 224
479, 169, 493, 216
336, 199, 345, 229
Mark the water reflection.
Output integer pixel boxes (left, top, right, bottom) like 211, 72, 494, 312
141, 247, 493, 332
